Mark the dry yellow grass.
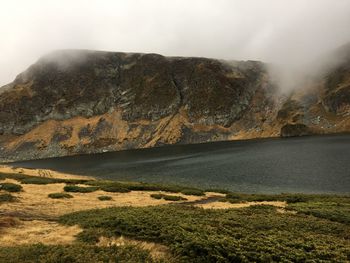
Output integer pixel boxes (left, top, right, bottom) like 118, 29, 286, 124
0, 216, 19, 229
0, 168, 288, 252
0, 220, 82, 246
0, 165, 93, 181
0, 179, 203, 219
0, 173, 203, 250
0, 219, 171, 260
98, 236, 171, 260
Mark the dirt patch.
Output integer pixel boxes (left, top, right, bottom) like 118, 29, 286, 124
0, 216, 19, 230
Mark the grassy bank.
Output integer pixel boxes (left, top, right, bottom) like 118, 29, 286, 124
0, 172, 205, 196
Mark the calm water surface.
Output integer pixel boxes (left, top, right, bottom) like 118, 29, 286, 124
10, 135, 350, 194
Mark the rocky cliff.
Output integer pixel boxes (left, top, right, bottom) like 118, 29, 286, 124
1, 48, 350, 162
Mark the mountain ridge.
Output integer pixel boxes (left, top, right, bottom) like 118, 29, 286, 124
1, 48, 350, 162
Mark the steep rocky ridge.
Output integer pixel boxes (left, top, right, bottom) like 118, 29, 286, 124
0, 48, 350, 162
276, 43, 350, 137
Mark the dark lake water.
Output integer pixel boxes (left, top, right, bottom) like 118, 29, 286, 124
10, 135, 350, 194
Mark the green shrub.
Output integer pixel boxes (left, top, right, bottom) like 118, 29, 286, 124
163, 195, 186, 201
227, 198, 244, 204
224, 193, 313, 204
98, 196, 112, 201
0, 244, 156, 263
0, 193, 16, 203
60, 179, 91, 185
114, 182, 183, 193
285, 195, 309, 204
48, 193, 73, 199
85, 179, 203, 194
0, 173, 6, 181
180, 188, 205, 196
150, 193, 163, 199
150, 193, 187, 201
288, 201, 350, 225
60, 202, 350, 263
76, 229, 103, 244
100, 185, 130, 193
64, 185, 99, 193
20, 177, 57, 185
226, 193, 242, 200
0, 172, 27, 182
0, 183, 22, 192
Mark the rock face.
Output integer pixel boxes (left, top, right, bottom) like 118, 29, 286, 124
280, 123, 311, 137
1, 48, 350, 162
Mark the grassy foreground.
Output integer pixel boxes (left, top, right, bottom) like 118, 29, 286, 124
0, 171, 349, 262
0, 244, 158, 263
58, 204, 350, 263
2, 197, 349, 262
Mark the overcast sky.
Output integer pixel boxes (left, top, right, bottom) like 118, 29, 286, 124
0, 0, 350, 86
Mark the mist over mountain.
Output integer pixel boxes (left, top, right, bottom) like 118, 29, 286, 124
1, 0, 350, 91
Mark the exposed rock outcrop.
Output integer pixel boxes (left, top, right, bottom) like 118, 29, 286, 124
1, 47, 350, 162
280, 123, 311, 137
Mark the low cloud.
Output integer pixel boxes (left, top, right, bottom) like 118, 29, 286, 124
0, 0, 349, 90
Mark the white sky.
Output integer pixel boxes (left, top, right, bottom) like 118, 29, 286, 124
0, 0, 350, 86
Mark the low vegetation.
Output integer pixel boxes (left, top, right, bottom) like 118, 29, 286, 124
150, 193, 187, 201
0, 244, 158, 263
86, 180, 204, 195
0, 172, 88, 185
60, 200, 350, 262
100, 185, 130, 193
63, 185, 99, 193
0, 182, 22, 192
223, 192, 350, 204
179, 188, 204, 196
288, 200, 350, 225
1, 170, 350, 262
48, 193, 73, 199
0, 193, 16, 203
98, 196, 112, 201
20, 177, 67, 185
0, 172, 206, 196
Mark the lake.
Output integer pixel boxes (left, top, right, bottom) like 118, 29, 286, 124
10, 135, 350, 194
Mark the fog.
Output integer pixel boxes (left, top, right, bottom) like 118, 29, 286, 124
0, 0, 350, 90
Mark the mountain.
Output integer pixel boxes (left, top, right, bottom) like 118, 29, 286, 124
1, 47, 350, 162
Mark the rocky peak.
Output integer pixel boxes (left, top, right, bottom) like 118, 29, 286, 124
0, 50, 267, 135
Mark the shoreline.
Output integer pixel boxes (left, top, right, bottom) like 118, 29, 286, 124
3, 132, 350, 164
0, 165, 94, 181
